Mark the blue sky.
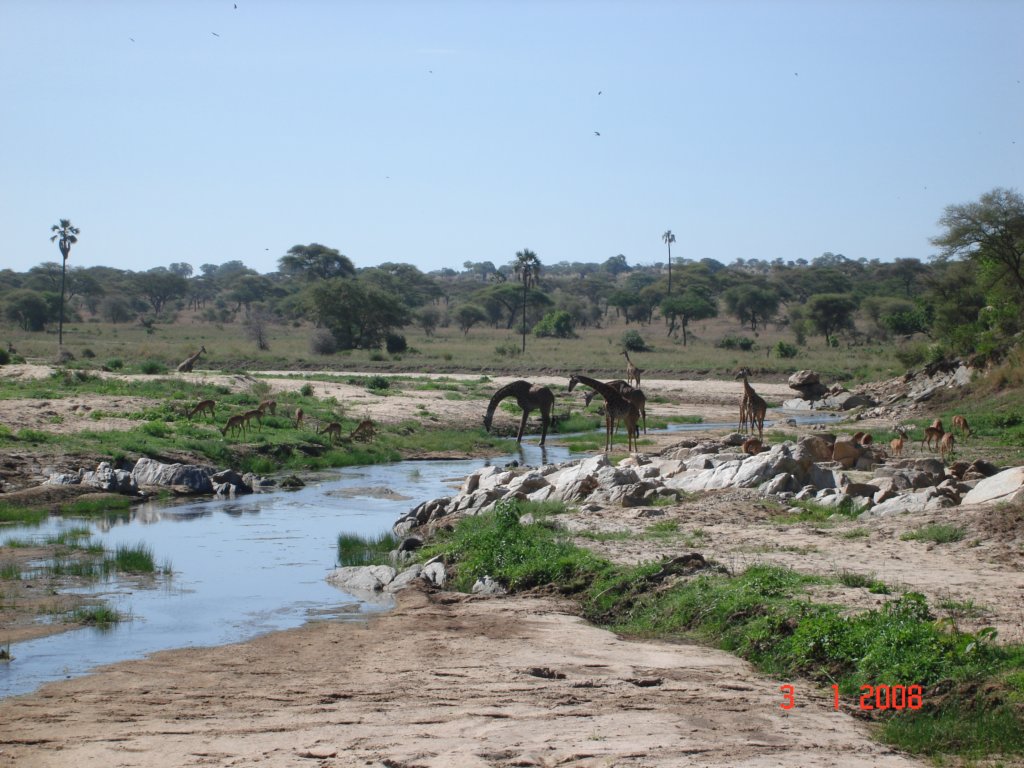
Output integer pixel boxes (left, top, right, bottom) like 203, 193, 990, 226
2, 0, 1021, 276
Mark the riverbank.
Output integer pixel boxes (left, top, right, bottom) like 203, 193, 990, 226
0, 584, 931, 768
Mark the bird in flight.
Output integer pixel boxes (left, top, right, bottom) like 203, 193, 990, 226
129, 37, 135, 42
594, 131, 601, 136
212, 31, 220, 37
598, 90, 602, 95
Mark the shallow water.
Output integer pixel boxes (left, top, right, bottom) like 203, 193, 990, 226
0, 442, 568, 699
0, 412, 842, 700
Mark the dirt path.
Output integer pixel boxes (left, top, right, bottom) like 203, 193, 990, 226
0, 587, 927, 768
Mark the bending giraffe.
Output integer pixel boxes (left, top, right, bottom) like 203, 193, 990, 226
735, 368, 766, 440
568, 374, 640, 452
482, 380, 555, 445
177, 345, 207, 373
582, 379, 647, 435
622, 350, 643, 389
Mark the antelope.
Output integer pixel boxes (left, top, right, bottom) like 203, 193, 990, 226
186, 399, 216, 420
742, 437, 764, 455
349, 419, 376, 442
242, 408, 264, 432
257, 399, 277, 416
317, 421, 342, 444
952, 414, 971, 439
221, 413, 247, 437
890, 432, 905, 459
922, 423, 945, 452
939, 431, 956, 462
294, 407, 304, 429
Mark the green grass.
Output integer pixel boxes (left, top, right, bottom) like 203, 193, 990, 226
771, 497, 863, 525
836, 569, 891, 594
0, 561, 21, 580
109, 542, 159, 573
57, 497, 133, 517
337, 531, 398, 567
67, 604, 123, 627
900, 524, 967, 544
0, 503, 47, 526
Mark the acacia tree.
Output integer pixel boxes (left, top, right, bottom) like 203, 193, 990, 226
931, 187, 1024, 329
279, 243, 355, 282
662, 230, 675, 295
513, 249, 542, 352
805, 293, 858, 346
49, 218, 79, 347
660, 290, 717, 345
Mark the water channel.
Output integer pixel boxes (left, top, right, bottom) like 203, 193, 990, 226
0, 413, 840, 699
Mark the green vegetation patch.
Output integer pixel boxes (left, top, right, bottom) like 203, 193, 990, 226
901, 524, 967, 544
337, 531, 398, 567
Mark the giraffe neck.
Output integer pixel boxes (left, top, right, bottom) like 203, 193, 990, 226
486, 381, 526, 418
574, 374, 617, 400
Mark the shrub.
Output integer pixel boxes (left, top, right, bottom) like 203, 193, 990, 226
0, 349, 8, 366
81, 348, 96, 359
533, 310, 577, 339
139, 360, 167, 375
366, 375, 390, 391
774, 341, 798, 359
300, 383, 315, 397
717, 335, 756, 351
621, 330, 650, 352
385, 333, 408, 354
106, 358, 124, 370
310, 328, 337, 355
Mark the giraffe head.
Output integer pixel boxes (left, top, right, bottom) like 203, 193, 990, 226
482, 412, 493, 432
735, 367, 751, 380
567, 374, 580, 393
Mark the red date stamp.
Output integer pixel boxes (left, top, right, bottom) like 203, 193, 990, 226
780, 684, 923, 711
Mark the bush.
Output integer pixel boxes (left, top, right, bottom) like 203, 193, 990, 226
310, 328, 337, 355
300, 383, 315, 397
385, 333, 407, 354
81, 348, 96, 359
621, 330, 650, 352
0, 349, 8, 366
717, 335, 756, 351
106, 358, 124, 370
774, 341, 798, 359
366, 375, 390, 391
139, 360, 167, 375
533, 310, 576, 339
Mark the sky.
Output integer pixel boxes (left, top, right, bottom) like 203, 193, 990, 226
2, 0, 1022, 277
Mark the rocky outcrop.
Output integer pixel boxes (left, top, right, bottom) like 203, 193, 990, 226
788, 370, 829, 401
43, 458, 271, 498
961, 466, 1024, 506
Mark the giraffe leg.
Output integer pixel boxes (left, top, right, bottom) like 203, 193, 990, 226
517, 410, 529, 443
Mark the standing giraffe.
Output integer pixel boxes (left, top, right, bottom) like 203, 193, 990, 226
582, 379, 647, 435
622, 350, 643, 389
482, 380, 555, 445
176, 345, 207, 373
735, 368, 766, 440
568, 374, 640, 452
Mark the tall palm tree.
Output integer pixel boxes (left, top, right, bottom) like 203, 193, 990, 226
662, 229, 676, 296
50, 219, 80, 348
514, 248, 542, 353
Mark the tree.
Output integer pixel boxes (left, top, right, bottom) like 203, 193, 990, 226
532, 310, 576, 338
4, 289, 50, 331
805, 293, 858, 346
513, 249, 542, 352
455, 305, 487, 335
279, 244, 356, 282
660, 290, 717, 345
662, 230, 676, 295
417, 306, 442, 336
722, 284, 779, 331
49, 218, 79, 347
309, 278, 409, 349
134, 269, 189, 315
932, 187, 1024, 325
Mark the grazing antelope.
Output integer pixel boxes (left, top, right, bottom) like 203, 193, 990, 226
221, 413, 247, 437
186, 399, 216, 420
742, 436, 764, 455
317, 421, 342, 444
952, 414, 971, 439
939, 431, 956, 462
349, 419, 376, 442
257, 399, 277, 416
294, 407, 304, 429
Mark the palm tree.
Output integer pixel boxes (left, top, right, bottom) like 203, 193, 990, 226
662, 229, 676, 296
513, 249, 542, 353
50, 219, 80, 348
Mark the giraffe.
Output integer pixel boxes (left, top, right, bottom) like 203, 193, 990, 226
622, 350, 643, 389
735, 368, 766, 440
482, 380, 555, 445
582, 379, 647, 435
568, 374, 640, 452
176, 345, 207, 373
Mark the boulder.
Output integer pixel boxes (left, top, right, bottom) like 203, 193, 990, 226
131, 457, 213, 494
864, 488, 955, 516
326, 565, 397, 592
386, 564, 423, 593
788, 370, 829, 401
421, 560, 447, 588
831, 438, 863, 468
471, 575, 508, 596
961, 466, 1024, 506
